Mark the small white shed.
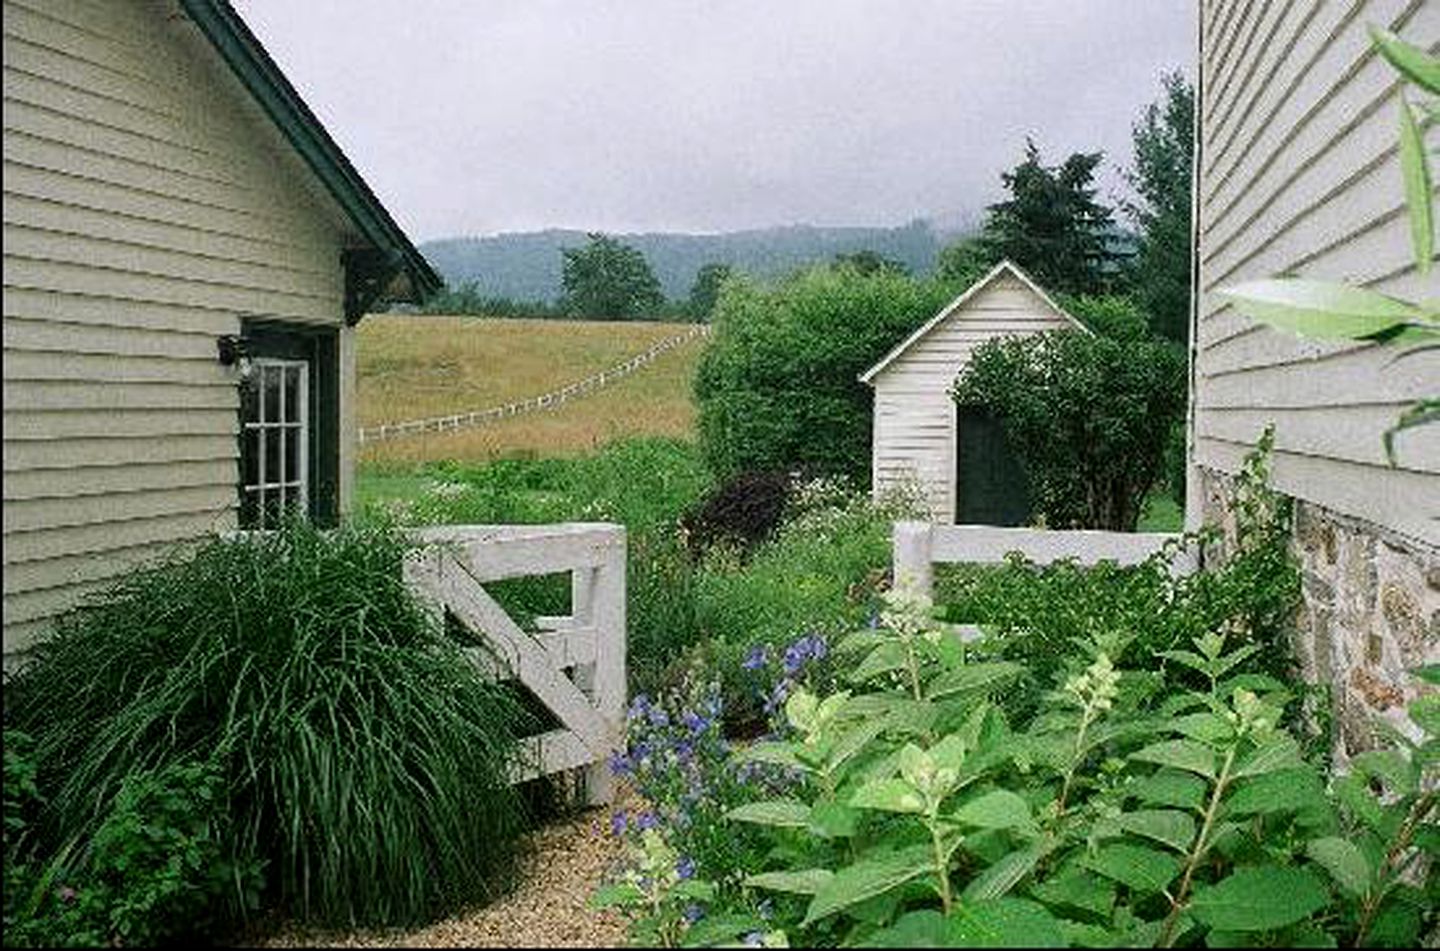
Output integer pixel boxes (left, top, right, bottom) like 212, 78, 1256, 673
860, 260, 1085, 524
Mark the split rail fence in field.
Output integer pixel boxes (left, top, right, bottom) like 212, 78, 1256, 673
360, 324, 710, 444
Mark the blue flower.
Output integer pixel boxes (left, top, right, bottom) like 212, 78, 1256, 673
782, 643, 806, 675
627, 694, 652, 722
607, 750, 632, 777
682, 903, 705, 925
636, 811, 659, 831
743, 932, 765, 947
676, 855, 696, 880
682, 710, 710, 734
647, 705, 670, 727
758, 898, 774, 921
742, 645, 769, 670
609, 810, 628, 836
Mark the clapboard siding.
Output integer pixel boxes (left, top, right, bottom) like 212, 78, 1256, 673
2, 0, 349, 652
868, 270, 1076, 523
1194, 0, 1440, 547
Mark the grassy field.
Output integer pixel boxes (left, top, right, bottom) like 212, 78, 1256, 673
358, 315, 703, 467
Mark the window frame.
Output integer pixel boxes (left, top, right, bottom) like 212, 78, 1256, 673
236, 319, 340, 527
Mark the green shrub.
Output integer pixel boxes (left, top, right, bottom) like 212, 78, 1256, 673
691, 480, 923, 724
4, 521, 536, 931
935, 431, 1302, 717
951, 327, 1187, 530
695, 267, 955, 483
381, 437, 714, 694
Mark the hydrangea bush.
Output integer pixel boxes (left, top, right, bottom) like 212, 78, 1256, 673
596, 444, 1438, 948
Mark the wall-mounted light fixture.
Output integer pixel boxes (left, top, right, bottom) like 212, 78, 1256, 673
217, 334, 253, 379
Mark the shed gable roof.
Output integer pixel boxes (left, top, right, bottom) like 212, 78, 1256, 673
178, 0, 440, 311
859, 260, 1086, 385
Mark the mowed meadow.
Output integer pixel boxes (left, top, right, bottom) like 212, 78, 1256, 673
356, 315, 704, 467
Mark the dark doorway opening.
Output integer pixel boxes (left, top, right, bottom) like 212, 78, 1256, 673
955, 406, 1031, 526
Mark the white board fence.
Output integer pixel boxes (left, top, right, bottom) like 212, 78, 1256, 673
404, 522, 626, 804
892, 521, 1200, 599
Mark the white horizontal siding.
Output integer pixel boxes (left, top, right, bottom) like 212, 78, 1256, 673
871, 275, 1074, 523
1194, 0, 1440, 547
2, 0, 349, 651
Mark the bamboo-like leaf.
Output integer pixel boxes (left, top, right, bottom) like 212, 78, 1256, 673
1397, 95, 1435, 273
1383, 398, 1440, 467
1216, 279, 1420, 340
1369, 25, 1440, 95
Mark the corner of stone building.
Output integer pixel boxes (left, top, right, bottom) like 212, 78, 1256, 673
1194, 466, 1439, 768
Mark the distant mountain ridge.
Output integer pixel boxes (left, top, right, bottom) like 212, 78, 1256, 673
420, 221, 962, 302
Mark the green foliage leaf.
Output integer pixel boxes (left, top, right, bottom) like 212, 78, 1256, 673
1082, 843, 1181, 894
859, 910, 952, 948
1305, 837, 1372, 897
1331, 773, 1385, 831
725, 800, 812, 828
952, 790, 1035, 831
1131, 740, 1216, 779
926, 662, 1025, 700
1397, 94, 1435, 274
1188, 866, 1328, 932
962, 839, 1052, 902
945, 897, 1067, 948
1225, 768, 1330, 822
1406, 692, 1440, 736
1350, 750, 1417, 796
808, 800, 861, 840
852, 642, 909, 683
1130, 770, 1208, 811
1369, 25, 1440, 95
1215, 279, 1421, 340
1169, 713, 1235, 744
803, 846, 934, 925
1030, 867, 1116, 918
744, 868, 835, 896
1117, 809, 1197, 853
1233, 734, 1304, 779
850, 779, 926, 815
740, 742, 805, 770
591, 882, 644, 908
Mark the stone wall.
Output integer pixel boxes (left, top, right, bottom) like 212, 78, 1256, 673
1196, 466, 1439, 765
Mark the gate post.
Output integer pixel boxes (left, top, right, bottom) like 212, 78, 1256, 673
893, 521, 935, 600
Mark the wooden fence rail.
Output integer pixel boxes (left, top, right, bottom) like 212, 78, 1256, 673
892, 521, 1200, 599
404, 523, 626, 803
360, 325, 710, 444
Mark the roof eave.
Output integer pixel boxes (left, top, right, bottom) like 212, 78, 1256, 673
178, 0, 441, 309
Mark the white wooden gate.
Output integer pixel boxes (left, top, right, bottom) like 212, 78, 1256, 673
404, 523, 626, 805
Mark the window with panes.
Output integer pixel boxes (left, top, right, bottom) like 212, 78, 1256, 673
236, 321, 340, 528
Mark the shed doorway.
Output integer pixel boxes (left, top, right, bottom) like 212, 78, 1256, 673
954, 406, 1031, 525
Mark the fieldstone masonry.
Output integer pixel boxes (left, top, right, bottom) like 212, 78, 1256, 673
1198, 466, 1439, 766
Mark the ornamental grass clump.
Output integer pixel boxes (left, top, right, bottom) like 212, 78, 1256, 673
4, 520, 538, 932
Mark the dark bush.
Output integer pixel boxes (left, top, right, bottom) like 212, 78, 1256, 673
680, 470, 795, 559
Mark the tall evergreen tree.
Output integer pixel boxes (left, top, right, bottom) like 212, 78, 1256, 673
980, 139, 1119, 296
560, 233, 666, 319
1124, 71, 1196, 345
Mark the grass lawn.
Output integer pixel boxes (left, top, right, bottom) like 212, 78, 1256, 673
1137, 490, 1184, 532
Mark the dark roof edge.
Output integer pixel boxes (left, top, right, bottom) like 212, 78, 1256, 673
178, 0, 441, 307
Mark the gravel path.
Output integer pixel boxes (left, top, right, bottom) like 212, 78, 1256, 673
256, 802, 631, 948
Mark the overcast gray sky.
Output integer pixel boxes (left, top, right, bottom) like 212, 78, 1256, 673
233, 1, 1195, 241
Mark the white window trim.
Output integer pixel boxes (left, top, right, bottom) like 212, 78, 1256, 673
242, 358, 309, 527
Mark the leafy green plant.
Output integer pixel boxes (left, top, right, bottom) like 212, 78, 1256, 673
695, 265, 954, 482
3, 520, 536, 930
950, 327, 1187, 530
